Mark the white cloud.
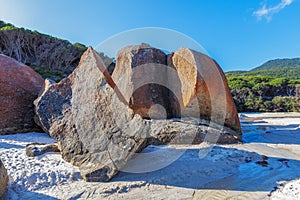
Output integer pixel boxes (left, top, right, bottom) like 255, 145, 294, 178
253, 0, 294, 21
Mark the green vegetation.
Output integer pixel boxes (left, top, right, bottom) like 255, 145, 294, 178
226, 68, 300, 80
254, 58, 300, 70
226, 58, 300, 112
226, 58, 300, 80
0, 20, 18, 30
73, 42, 87, 52
0, 24, 18, 31
31, 65, 64, 81
0, 20, 5, 28
227, 75, 300, 112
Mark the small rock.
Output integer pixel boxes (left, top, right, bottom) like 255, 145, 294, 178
26, 143, 60, 157
262, 155, 268, 161
256, 161, 269, 167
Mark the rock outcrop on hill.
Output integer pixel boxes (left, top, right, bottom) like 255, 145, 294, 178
0, 54, 44, 134
34, 45, 241, 182
0, 159, 8, 198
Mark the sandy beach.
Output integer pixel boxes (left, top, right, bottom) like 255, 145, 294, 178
1, 112, 300, 199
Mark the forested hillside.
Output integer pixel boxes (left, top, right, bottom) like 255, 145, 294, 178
227, 76, 300, 112
0, 20, 114, 81
226, 58, 300, 112
226, 58, 300, 80
0, 20, 88, 81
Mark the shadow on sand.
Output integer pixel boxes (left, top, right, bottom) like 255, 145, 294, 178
112, 146, 300, 191
242, 120, 300, 144
111, 117, 300, 192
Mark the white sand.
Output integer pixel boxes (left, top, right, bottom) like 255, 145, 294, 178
0, 113, 300, 199
0, 133, 81, 199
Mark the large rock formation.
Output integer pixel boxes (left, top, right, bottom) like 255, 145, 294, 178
34, 46, 241, 182
168, 48, 241, 133
0, 54, 44, 134
34, 47, 151, 182
0, 159, 8, 198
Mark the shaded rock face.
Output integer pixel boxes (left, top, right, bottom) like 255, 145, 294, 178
0, 159, 8, 198
0, 54, 44, 134
112, 44, 181, 119
34, 47, 151, 182
168, 48, 241, 133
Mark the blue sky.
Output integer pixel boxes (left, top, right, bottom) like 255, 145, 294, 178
0, 0, 299, 71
